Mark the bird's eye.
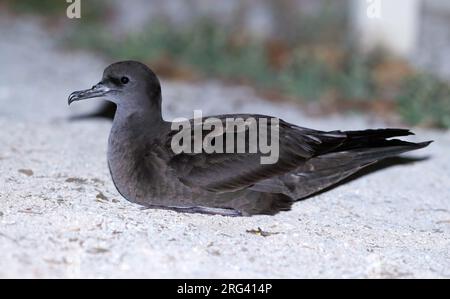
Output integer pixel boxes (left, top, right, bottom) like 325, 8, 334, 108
121, 77, 130, 84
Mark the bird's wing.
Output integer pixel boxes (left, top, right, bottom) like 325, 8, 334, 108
165, 114, 346, 193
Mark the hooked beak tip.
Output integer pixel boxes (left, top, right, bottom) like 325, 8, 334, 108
68, 83, 111, 106
68, 92, 78, 106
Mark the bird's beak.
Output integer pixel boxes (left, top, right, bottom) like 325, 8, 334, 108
68, 82, 111, 106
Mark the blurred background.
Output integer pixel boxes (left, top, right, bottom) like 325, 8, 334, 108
1, 0, 449, 128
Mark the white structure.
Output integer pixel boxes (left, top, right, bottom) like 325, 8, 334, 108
352, 0, 421, 58
352, 0, 450, 79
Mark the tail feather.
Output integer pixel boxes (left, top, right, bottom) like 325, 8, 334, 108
325, 140, 432, 165
267, 139, 432, 200
334, 128, 432, 153
346, 128, 414, 139
251, 128, 431, 205
305, 133, 430, 170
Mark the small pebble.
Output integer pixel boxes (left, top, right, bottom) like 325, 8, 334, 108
18, 169, 34, 176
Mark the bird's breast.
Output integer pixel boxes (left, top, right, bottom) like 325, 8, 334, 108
107, 128, 192, 206
107, 127, 152, 201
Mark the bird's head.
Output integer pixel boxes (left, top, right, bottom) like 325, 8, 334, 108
68, 61, 162, 110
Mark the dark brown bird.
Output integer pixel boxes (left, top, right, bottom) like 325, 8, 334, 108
68, 61, 432, 216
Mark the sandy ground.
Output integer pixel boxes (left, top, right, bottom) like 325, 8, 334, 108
0, 15, 449, 279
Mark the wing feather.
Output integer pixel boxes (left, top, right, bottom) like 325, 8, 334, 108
166, 115, 347, 193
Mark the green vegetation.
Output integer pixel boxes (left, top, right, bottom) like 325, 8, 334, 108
67, 18, 450, 128
3, 0, 449, 128
397, 74, 450, 128
1, 0, 66, 15
68, 19, 370, 100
